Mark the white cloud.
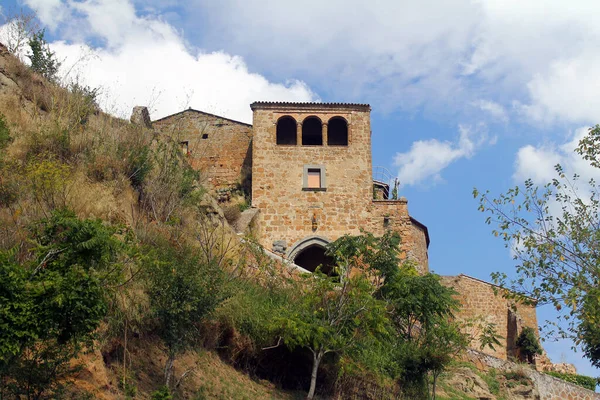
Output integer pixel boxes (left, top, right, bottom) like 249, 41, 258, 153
394, 124, 491, 186
190, 0, 600, 124
513, 127, 600, 185
473, 100, 508, 123
19, 0, 316, 123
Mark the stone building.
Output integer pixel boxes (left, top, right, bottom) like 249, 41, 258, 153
440, 274, 539, 363
150, 101, 547, 364
250, 102, 429, 274
154, 102, 429, 274
153, 108, 252, 190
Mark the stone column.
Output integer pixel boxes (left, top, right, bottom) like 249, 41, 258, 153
322, 122, 328, 146
297, 120, 303, 145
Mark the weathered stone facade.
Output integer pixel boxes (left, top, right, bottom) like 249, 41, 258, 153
441, 274, 539, 361
464, 349, 600, 400
153, 109, 252, 190
250, 102, 429, 273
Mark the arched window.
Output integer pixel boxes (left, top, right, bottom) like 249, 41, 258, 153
276, 116, 297, 145
302, 116, 323, 145
327, 117, 348, 146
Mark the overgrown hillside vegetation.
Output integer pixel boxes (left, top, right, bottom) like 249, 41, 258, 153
1, 36, 579, 400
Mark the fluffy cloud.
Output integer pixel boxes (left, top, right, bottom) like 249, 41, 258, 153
513, 127, 600, 185
472, 100, 508, 123
17, 0, 316, 123
394, 124, 491, 186
190, 0, 600, 124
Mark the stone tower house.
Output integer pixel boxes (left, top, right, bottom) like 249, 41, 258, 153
250, 102, 428, 273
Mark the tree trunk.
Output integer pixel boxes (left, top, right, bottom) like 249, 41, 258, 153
307, 349, 324, 400
432, 373, 438, 400
164, 353, 175, 388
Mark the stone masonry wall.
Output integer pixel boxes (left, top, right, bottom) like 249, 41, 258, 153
250, 103, 429, 274
251, 104, 374, 255
441, 274, 538, 361
153, 109, 252, 189
366, 200, 429, 274
465, 349, 600, 400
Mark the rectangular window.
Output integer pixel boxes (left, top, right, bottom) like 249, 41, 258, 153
303, 165, 326, 191
307, 169, 321, 188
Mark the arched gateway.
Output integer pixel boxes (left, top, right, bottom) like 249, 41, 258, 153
287, 236, 335, 275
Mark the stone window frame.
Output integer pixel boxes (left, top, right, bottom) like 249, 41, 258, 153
302, 164, 327, 191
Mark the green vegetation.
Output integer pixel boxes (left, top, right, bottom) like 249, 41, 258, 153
545, 371, 599, 391
515, 327, 542, 364
475, 124, 600, 367
0, 210, 123, 399
145, 242, 228, 386
27, 29, 61, 82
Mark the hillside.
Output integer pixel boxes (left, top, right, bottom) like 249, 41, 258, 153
0, 42, 598, 400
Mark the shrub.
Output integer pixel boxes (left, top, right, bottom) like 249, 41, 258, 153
545, 371, 598, 391
27, 29, 61, 83
0, 210, 123, 398
26, 157, 72, 212
223, 203, 241, 224
515, 327, 542, 364
151, 386, 172, 400
144, 241, 228, 387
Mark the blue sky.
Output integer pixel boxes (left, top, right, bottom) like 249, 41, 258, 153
2, 0, 600, 378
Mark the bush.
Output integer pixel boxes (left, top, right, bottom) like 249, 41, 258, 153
0, 210, 123, 398
545, 371, 598, 391
144, 241, 228, 386
151, 386, 172, 400
515, 327, 542, 364
26, 157, 72, 212
27, 29, 61, 83
223, 203, 241, 224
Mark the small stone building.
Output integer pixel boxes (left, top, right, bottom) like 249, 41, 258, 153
153, 108, 252, 190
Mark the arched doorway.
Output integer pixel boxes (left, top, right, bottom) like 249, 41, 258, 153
293, 245, 335, 274
288, 236, 336, 275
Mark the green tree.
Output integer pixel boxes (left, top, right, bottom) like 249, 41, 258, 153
274, 263, 388, 399
474, 124, 600, 365
0, 210, 122, 399
516, 327, 543, 364
381, 269, 466, 398
144, 242, 228, 387
327, 231, 467, 399
27, 29, 61, 82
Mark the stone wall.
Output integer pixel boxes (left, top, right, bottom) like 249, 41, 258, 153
366, 200, 429, 274
250, 102, 429, 273
153, 109, 252, 190
464, 349, 600, 400
440, 274, 538, 360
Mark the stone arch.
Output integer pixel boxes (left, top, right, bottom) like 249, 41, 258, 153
327, 116, 348, 146
276, 116, 297, 145
288, 236, 334, 274
301, 116, 323, 145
